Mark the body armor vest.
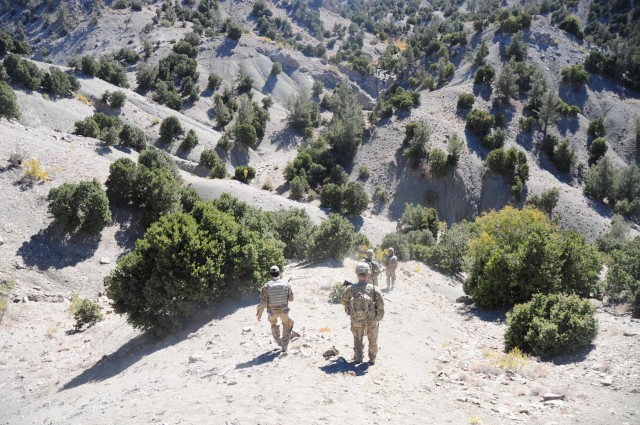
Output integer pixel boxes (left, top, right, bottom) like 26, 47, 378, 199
267, 280, 289, 308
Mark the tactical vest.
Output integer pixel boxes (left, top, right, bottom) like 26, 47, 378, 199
267, 280, 289, 308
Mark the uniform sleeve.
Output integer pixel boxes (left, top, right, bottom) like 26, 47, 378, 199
374, 288, 385, 321
341, 287, 352, 316
256, 284, 268, 319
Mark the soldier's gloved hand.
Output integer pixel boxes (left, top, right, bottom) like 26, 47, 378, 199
284, 307, 290, 313
268, 310, 273, 316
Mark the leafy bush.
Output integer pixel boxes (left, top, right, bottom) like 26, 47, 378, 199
526, 188, 560, 215
552, 138, 576, 173
289, 175, 307, 200
429, 220, 477, 275
70, 296, 104, 331
105, 203, 284, 336
286, 91, 320, 131
106, 158, 137, 206
588, 116, 606, 138
271, 62, 282, 76
398, 203, 439, 238
561, 65, 589, 85
457, 93, 475, 108
588, 137, 608, 165
234, 165, 256, 183
505, 294, 597, 358
559, 15, 583, 38
606, 237, 640, 317
519, 116, 535, 132
482, 128, 505, 149
357, 166, 370, 180
403, 120, 432, 161
308, 214, 355, 262
0, 81, 20, 120
225, 19, 243, 40
428, 148, 449, 177
207, 73, 222, 91
181, 129, 199, 151
328, 282, 347, 303
4, 54, 44, 90
159, 116, 183, 144
474, 64, 495, 84
464, 207, 602, 309
102, 90, 126, 108
466, 108, 494, 136
199, 149, 226, 178
47, 179, 112, 233
584, 156, 616, 202
119, 125, 147, 151
41, 67, 80, 97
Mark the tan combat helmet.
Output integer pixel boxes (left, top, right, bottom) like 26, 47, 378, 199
388, 247, 394, 254
269, 265, 280, 276
356, 262, 371, 275
365, 249, 374, 259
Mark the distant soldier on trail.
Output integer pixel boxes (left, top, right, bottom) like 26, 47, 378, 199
363, 248, 382, 287
383, 247, 398, 289
341, 262, 385, 365
256, 265, 294, 353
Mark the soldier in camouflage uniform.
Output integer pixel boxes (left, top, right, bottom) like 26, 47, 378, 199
257, 265, 294, 353
341, 263, 385, 364
363, 248, 382, 287
383, 247, 398, 289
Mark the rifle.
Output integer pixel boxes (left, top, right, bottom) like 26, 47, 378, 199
343, 280, 354, 287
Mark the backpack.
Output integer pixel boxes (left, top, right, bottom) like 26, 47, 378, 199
349, 285, 374, 322
388, 255, 397, 269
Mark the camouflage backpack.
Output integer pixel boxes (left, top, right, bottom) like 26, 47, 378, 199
349, 286, 374, 322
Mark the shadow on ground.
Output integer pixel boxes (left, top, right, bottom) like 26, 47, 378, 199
235, 349, 281, 369
17, 224, 101, 270
455, 296, 507, 323
319, 357, 369, 376
61, 294, 258, 391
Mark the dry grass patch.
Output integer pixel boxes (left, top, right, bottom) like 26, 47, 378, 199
486, 347, 529, 373
23, 158, 52, 182
75, 93, 92, 106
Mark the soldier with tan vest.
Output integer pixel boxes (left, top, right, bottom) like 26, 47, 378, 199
257, 265, 294, 353
341, 262, 385, 364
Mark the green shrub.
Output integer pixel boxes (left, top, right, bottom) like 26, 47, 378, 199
328, 282, 347, 303
4, 54, 44, 90
271, 62, 282, 76
466, 108, 494, 136
553, 138, 576, 173
519, 116, 536, 132
526, 188, 560, 215
505, 293, 597, 358
70, 296, 104, 331
482, 128, 505, 149
606, 237, 640, 317
106, 158, 138, 206
234, 165, 256, 183
398, 203, 439, 238
403, 120, 432, 161
309, 214, 355, 261
561, 65, 589, 85
105, 204, 284, 336
103, 90, 126, 108
429, 220, 477, 275
159, 116, 183, 144
341, 182, 369, 216
474, 64, 495, 84
42, 67, 79, 97
200, 149, 226, 178
225, 19, 243, 40
47, 179, 112, 233
119, 125, 147, 151
588, 117, 607, 138
428, 148, 449, 177
464, 207, 602, 309
357, 166, 370, 180
0, 81, 20, 120
588, 137, 608, 165
289, 175, 307, 200
557, 100, 580, 116
286, 91, 320, 131
181, 129, 199, 151
559, 15, 583, 38
207, 73, 222, 91
457, 92, 475, 108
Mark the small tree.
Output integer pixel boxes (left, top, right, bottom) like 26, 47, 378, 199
495, 62, 519, 101
271, 62, 282, 76
234, 165, 256, 183
474, 64, 495, 84
47, 179, 112, 233
526, 187, 560, 215
207, 73, 222, 91
466, 109, 494, 136
309, 214, 355, 261
181, 129, 199, 151
584, 156, 616, 202
106, 158, 138, 206
588, 137, 608, 165
588, 116, 607, 138
70, 296, 104, 331
403, 120, 432, 160
159, 116, 183, 143
199, 149, 226, 178
561, 64, 589, 86
457, 93, 475, 108
505, 293, 597, 358
0, 81, 20, 120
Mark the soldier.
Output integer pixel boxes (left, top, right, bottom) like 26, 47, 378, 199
256, 265, 294, 353
341, 262, 385, 365
363, 248, 382, 287
383, 247, 398, 289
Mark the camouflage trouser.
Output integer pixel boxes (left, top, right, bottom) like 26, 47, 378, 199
351, 321, 379, 362
371, 274, 379, 287
386, 268, 396, 288
267, 308, 294, 349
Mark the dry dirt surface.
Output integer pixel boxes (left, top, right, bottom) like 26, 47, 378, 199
1, 120, 640, 425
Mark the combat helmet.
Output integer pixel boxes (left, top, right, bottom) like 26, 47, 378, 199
365, 249, 374, 259
356, 262, 371, 275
